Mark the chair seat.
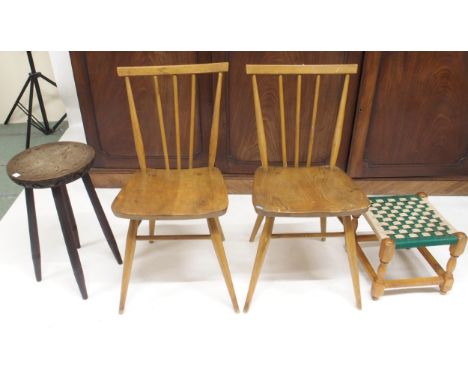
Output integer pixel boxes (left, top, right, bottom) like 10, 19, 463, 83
252, 166, 369, 217
112, 167, 228, 220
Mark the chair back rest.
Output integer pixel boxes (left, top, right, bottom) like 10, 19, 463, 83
117, 62, 228, 170
245, 64, 357, 168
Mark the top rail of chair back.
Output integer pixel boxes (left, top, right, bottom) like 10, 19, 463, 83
117, 62, 229, 77
245, 64, 358, 75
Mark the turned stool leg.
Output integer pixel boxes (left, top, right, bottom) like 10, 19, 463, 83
25, 188, 41, 281
52, 186, 88, 299
82, 173, 122, 264
372, 238, 395, 300
440, 232, 467, 294
60, 185, 80, 249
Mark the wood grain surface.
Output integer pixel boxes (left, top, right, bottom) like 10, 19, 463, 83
216, 51, 362, 173
7, 142, 95, 188
349, 52, 468, 178
252, 166, 369, 217
111, 167, 228, 219
71, 52, 213, 169
70, 51, 468, 188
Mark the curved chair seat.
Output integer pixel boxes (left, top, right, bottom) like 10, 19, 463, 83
112, 167, 228, 220
253, 166, 369, 217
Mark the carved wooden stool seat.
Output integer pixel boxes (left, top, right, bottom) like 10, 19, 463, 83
355, 192, 466, 299
7, 141, 122, 299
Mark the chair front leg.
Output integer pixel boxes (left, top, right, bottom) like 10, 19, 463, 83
343, 216, 362, 310
207, 217, 239, 312
244, 216, 274, 313
119, 219, 140, 314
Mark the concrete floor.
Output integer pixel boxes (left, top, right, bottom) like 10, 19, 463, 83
0, 121, 68, 219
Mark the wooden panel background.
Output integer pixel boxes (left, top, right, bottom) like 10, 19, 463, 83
349, 52, 468, 178
71, 51, 468, 194
71, 51, 214, 169
214, 51, 362, 173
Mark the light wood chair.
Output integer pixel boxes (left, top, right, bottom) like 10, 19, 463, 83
113, 62, 239, 313
244, 64, 369, 312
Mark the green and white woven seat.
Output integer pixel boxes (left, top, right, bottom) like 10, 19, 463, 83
364, 194, 458, 249
355, 192, 466, 299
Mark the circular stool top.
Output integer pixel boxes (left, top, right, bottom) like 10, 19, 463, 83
7, 142, 95, 188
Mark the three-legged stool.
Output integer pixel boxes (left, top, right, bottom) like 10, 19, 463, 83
355, 192, 466, 299
7, 141, 122, 299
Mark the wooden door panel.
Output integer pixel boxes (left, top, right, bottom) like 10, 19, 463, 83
349, 52, 468, 178
216, 51, 363, 173
71, 52, 213, 169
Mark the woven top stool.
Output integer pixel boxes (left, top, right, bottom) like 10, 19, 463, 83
355, 192, 466, 299
7, 141, 122, 299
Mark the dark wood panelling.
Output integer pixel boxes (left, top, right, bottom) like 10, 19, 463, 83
214, 51, 363, 173
349, 52, 468, 178
72, 51, 468, 195
70, 52, 214, 169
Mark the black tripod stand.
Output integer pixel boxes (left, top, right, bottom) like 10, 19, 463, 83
3, 51, 67, 148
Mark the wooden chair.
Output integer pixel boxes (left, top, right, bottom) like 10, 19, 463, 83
243, 64, 369, 312
113, 62, 239, 313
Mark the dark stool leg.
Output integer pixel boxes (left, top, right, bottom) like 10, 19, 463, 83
60, 185, 80, 249
25, 188, 41, 281
51, 186, 88, 299
82, 173, 122, 264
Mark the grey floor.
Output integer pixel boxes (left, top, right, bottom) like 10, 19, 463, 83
0, 121, 68, 219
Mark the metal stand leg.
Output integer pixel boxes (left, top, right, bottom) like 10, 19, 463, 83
25, 80, 34, 149
29, 52, 51, 134
3, 51, 67, 144
4, 77, 31, 124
